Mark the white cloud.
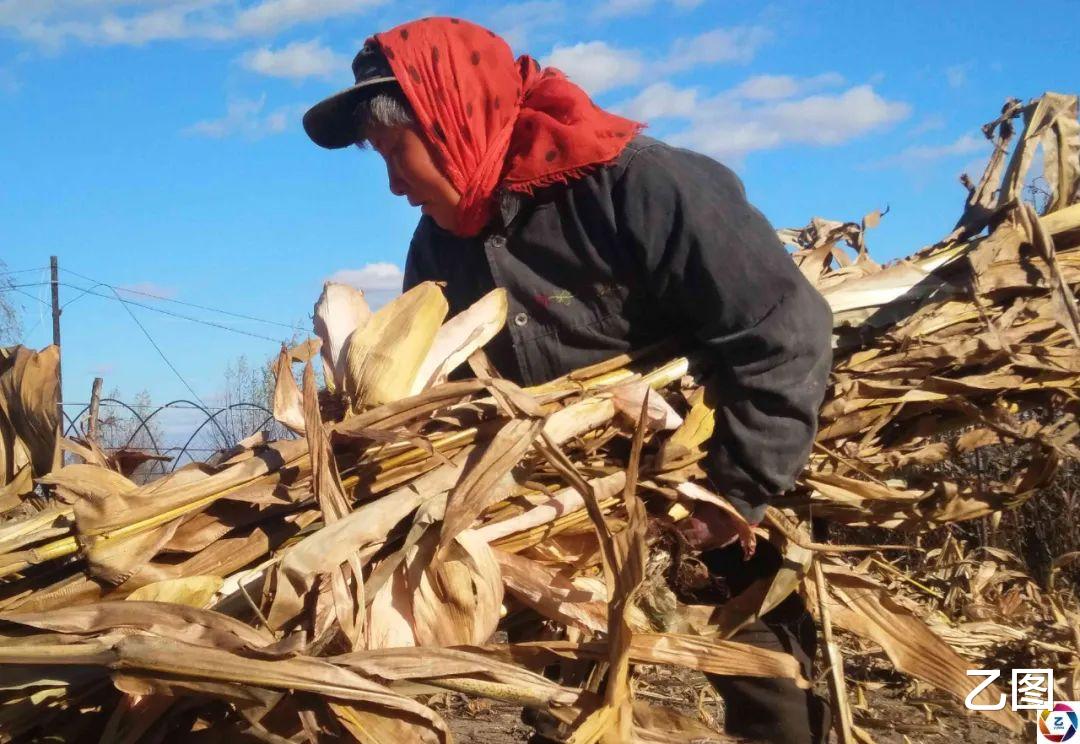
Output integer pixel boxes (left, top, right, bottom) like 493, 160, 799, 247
669, 119, 779, 162
542, 26, 770, 95
618, 82, 700, 121
592, 0, 653, 19
8, 3, 231, 49
97, 5, 230, 45
241, 39, 345, 80
909, 113, 947, 136
489, 1, 566, 29
649, 82, 910, 161
732, 72, 843, 101
593, 0, 704, 18
620, 72, 847, 124
0, 0, 385, 48
542, 41, 644, 95
660, 26, 771, 71
488, 1, 565, 50
764, 85, 910, 146
233, 0, 382, 37
328, 263, 404, 301
868, 132, 987, 170
183, 96, 301, 139
731, 74, 800, 101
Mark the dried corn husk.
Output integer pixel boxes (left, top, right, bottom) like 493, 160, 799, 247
1, 92, 1078, 743
344, 281, 448, 408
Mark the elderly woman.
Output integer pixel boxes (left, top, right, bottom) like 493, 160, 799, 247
303, 17, 832, 744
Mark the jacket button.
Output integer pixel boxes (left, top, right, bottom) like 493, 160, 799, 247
488, 235, 507, 249
513, 312, 529, 327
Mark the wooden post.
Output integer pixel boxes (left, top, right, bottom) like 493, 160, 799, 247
50, 256, 62, 419
88, 377, 103, 442
50, 256, 62, 469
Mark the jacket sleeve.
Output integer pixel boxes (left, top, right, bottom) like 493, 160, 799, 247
613, 145, 833, 524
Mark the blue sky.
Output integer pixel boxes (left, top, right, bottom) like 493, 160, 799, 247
1, 0, 1077, 439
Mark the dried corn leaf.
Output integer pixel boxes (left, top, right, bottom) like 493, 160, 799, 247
304, 360, 366, 649
124, 576, 224, 607
440, 416, 540, 550
497, 549, 609, 632
0, 345, 59, 479
271, 345, 305, 434
816, 563, 1023, 733
267, 455, 467, 630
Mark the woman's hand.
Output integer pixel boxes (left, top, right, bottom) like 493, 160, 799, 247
676, 502, 757, 557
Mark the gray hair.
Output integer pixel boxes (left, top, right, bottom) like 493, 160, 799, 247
353, 86, 415, 147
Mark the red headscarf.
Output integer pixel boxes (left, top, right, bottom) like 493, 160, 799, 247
371, 18, 644, 237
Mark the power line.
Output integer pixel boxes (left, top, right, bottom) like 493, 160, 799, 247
13, 269, 54, 343
55, 282, 289, 343
22, 312, 48, 339
0, 267, 50, 277
6, 286, 53, 308
9, 274, 306, 342
60, 268, 307, 333
106, 284, 208, 407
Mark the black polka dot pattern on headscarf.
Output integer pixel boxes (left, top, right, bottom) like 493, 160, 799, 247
368, 17, 644, 238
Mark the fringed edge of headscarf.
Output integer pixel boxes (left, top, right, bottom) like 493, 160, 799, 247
501, 123, 647, 197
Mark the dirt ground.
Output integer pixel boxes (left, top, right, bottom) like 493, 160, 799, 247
439, 663, 1032, 743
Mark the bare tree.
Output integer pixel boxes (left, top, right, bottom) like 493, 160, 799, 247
200, 353, 291, 452
0, 260, 24, 345
95, 388, 166, 451
92, 388, 169, 482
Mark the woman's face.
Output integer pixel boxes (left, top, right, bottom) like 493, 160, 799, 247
367, 123, 461, 232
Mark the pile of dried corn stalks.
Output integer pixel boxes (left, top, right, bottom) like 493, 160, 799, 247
1, 92, 1078, 743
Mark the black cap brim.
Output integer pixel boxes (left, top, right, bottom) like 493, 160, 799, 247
302, 76, 396, 149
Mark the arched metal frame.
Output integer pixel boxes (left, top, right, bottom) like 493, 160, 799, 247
170, 404, 275, 472
61, 399, 280, 474
120, 399, 233, 452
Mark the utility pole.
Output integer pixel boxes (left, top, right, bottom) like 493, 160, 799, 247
50, 256, 62, 434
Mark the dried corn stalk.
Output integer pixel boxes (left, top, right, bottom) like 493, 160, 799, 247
0, 92, 1077, 743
